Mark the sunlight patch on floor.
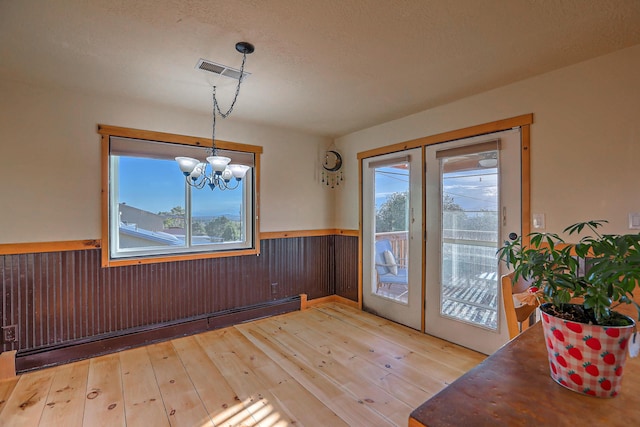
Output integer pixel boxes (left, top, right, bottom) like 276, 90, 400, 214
208, 397, 291, 426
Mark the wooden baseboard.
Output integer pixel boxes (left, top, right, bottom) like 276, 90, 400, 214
307, 294, 359, 308
0, 350, 16, 379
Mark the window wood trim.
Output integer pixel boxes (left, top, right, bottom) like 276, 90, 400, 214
98, 124, 262, 267
357, 113, 532, 160
97, 124, 263, 154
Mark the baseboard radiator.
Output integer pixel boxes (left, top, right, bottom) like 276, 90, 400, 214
15, 295, 301, 373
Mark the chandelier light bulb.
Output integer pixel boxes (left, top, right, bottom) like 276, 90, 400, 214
207, 156, 232, 174
189, 163, 205, 180
221, 168, 233, 182
228, 164, 250, 180
175, 157, 200, 176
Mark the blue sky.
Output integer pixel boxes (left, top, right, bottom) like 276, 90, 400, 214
118, 157, 243, 218
444, 169, 498, 212
374, 167, 410, 209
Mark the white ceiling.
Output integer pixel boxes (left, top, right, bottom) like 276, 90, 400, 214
2, 0, 640, 138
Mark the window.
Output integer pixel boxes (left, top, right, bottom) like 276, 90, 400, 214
99, 125, 261, 267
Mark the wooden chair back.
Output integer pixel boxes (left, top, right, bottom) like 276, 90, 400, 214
501, 273, 536, 340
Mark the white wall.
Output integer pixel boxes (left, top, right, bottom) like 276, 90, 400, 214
3, 43, 639, 244
335, 44, 640, 237
0, 80, 332, 244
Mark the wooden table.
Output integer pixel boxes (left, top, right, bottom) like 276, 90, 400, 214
409, 322, 640, 427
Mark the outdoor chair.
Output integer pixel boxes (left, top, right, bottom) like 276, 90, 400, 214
374, 239, 408, 293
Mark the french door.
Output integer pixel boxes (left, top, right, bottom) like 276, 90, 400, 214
362, 149, 422, 330
424, 129, 522, 354
360, 128, 523, 352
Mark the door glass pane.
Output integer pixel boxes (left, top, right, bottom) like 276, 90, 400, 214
373, 162, 410, 304
440, 150, 499, 330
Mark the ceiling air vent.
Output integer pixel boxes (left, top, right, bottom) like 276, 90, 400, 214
195, 58, 250, 80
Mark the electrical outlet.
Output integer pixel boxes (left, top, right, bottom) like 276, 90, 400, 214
2, 325, 17, 343
271, 282, 278, 295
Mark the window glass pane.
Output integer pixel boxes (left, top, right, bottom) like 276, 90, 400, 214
109, 136, 254, 260
191, 180, 246, 246
116, 156, 187, 252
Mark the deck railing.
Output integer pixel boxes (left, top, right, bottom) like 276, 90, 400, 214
375, 231, 409, 261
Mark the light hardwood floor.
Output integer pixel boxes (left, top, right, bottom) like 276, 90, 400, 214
0, 303, 485, 426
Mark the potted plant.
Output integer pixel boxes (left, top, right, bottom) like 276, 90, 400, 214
498, 220, 640, 397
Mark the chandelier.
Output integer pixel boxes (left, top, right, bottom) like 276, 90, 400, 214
176, 41, 255, 190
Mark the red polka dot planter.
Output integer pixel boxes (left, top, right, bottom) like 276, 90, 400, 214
540, 303, 635, 398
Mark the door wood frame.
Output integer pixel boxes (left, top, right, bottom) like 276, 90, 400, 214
357, 114, 533, 331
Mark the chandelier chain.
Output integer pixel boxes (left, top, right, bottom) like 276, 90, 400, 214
211, 52, 248, 155
175, 41, 253, 191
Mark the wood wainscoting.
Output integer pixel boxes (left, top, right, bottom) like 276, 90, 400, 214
0, 303, 484, 427
0, 232, 359, 372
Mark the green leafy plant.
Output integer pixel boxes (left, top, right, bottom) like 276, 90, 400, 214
498, 220, 640, 326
